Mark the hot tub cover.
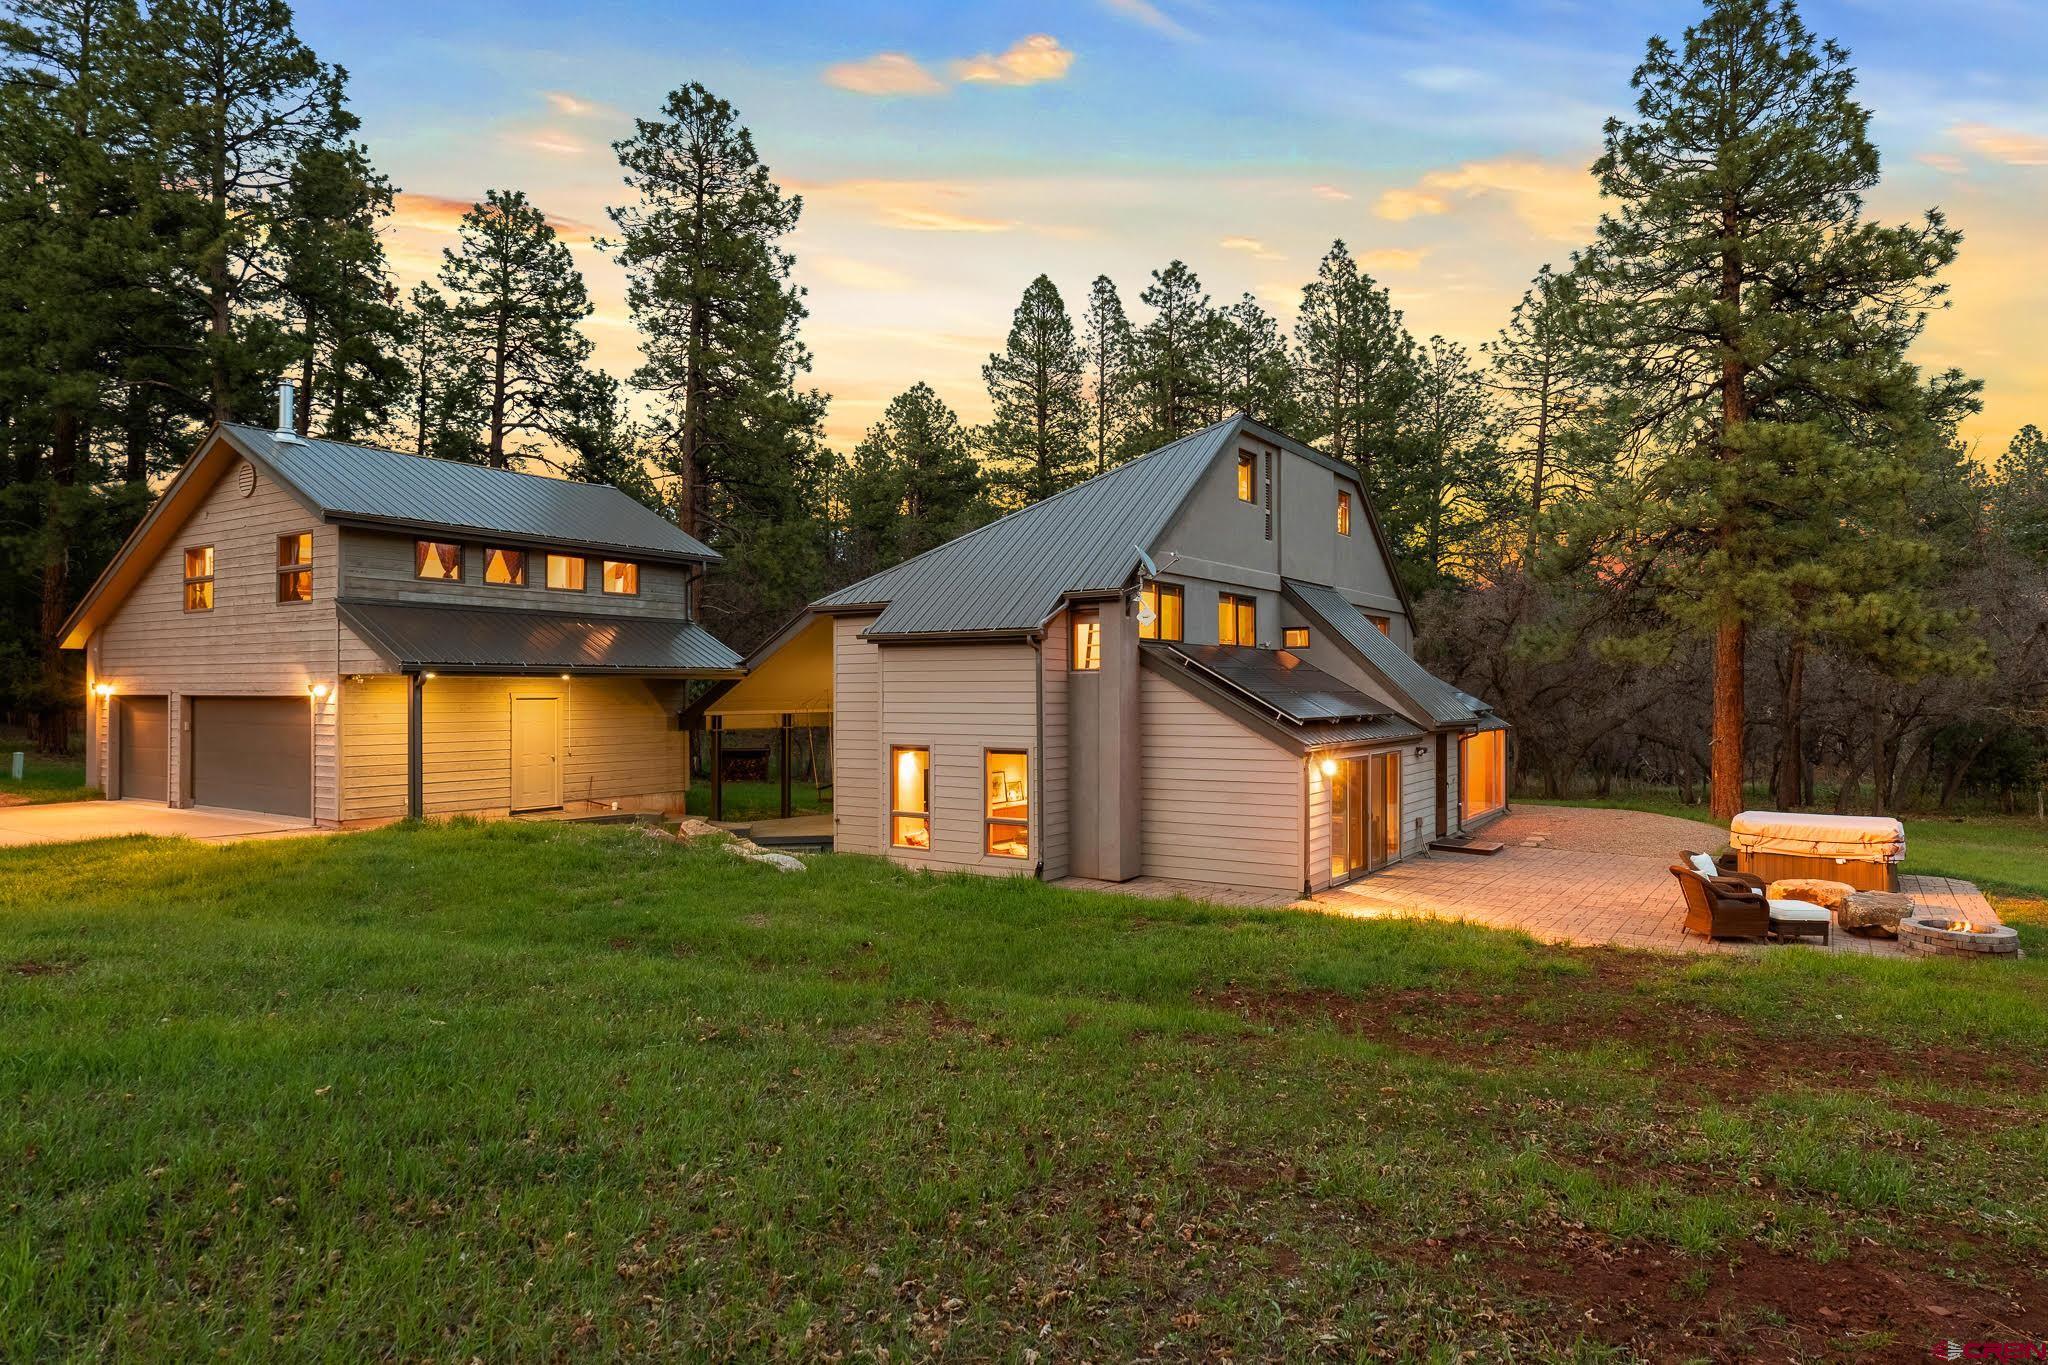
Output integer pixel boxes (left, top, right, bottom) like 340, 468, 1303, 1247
1729, 811, 1905, 863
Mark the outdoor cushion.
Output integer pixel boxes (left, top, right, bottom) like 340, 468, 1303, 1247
1730, 811, 1904, 862
1765, 899, 1832, 922
1689, 852, 1719, 878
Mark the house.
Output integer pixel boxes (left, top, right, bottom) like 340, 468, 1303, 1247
696, 414, 1510, 895
59, 409, 743, 824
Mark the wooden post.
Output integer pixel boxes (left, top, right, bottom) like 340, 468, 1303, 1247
407, 673, 424, 819
709, 717, 724, 822
778, 713, 793, 819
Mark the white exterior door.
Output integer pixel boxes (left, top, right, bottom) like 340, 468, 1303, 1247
510, 695, 561, 811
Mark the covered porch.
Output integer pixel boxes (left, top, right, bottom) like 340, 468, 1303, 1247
685, 612, 834, 824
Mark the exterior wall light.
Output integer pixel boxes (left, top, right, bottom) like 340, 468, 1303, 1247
308, 682, 331, 701
92, 682, 115, 699
1318, 757, 1337, 777
422, 672, 436, 681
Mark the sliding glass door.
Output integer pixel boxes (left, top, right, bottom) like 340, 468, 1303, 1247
1328, 751, 1401, 883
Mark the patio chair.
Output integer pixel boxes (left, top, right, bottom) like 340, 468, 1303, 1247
1679, 849, 1765, 893
1669, 865, 1771, 941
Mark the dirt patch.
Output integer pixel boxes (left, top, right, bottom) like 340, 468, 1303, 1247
8, 959, 75, 977
1407, 1225, 2047, 1360
1194, 955, 2048, 1103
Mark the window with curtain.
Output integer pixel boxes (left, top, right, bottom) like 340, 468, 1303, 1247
1071, 610, 1101, 670
415, 540, 462, 580
183, 546, 214, 611
483, 547, 527, 586
602, 560, 639, 595
1136, 583, 1183, 641
1218, 593, 1256, 645
276, 533, 313, 602
984, 751, 1029, 858
890, 746, 930, 849
546, 553, 585, 590
1337, 490, 1353, 535
1461, 730, 1508, 821
1366, 613, 1391, 635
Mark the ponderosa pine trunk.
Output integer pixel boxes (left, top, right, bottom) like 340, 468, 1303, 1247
1773, 640, 1805, 809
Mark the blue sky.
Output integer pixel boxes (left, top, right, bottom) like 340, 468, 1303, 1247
297, 0, 2048, 452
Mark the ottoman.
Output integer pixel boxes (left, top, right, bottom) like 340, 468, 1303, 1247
1765, 899, 1832, 945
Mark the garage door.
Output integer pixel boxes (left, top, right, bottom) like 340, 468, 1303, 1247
189, 697, 311, 817
116, 696, 168, 802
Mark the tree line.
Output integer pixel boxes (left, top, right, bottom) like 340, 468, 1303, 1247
3, 0, 2042, 817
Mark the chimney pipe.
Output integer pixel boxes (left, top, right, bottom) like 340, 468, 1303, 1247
274, 381, 306, 445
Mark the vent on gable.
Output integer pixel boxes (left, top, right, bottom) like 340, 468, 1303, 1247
234, 461, 256, 498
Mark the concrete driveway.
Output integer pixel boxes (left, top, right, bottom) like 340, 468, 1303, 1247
0, 799, 322, 847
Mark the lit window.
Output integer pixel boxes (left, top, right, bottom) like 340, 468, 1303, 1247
546, 553, 585, 590
483, 547, 527, 586
890, 746, 930, 849
1236, 453, 1255, 502
1071, 610, 1101, 670
183, 546, 214, 612
985, 751, 1029, 859
1337, 490, 1353, 536
1461, 729, 1508, 821
1283, 627, 1310, 649
1366, 614, 1391, 636
601, 560, 639, 595
276, 533, 313, 603
415, 540, 462, 581
1137, 583, 1183, 641
1218, 593, 1256, 646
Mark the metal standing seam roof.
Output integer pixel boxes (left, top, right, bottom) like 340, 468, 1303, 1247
337, 599, 744, 674
815, 421, 1239, 636
220, 424, 719, 564
1282, 578, 1480, 728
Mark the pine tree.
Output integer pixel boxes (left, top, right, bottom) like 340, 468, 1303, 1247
1080, 275, 1133, 473
1379, 337, 1504, 586
1213, 293, 1293, 427
1567, 0, 1972, 819
391, 283, 485, 461
437, 189, 594, 468
1125, 260, 1214, 452
1992, 425, 2048, 564
840, 382, 984, 580
273, 139, 404, 440
1291, 242, 1415, 476
980, 274, 1090, 507
1484, 265, 1599, 555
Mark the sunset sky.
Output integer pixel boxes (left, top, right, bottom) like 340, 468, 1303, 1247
297, 0, 2047, 458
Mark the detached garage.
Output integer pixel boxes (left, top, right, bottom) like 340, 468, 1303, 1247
116, 696, 168, 802
187, 697, 312, 817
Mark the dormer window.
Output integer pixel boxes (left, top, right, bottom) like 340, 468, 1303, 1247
1235, 453, 1255, 502
1337, 490, 1353, 536
601, 560, 639, 595
483, 547, 527, 586
545, 554, 585, 590
415, 540, 462, 581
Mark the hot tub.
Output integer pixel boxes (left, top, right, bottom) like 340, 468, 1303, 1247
1729, 811, 1904, 893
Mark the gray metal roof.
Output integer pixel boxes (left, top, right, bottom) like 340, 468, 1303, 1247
1141, 644, 1426, 754
816, 420, 1238, 636
220, 424, 717, 564
1282, 578, 1479, 728
338, 599, 743, 674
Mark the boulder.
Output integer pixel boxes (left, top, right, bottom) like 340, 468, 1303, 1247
1764, 878, 1856, 915
1838, 890, 1914, 937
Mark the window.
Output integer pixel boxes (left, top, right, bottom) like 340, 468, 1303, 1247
1366, 613, 1392, 636
889, 746, 931, 849
601, 560, 639, 595
1071, 610, 1101, 670
182, 546, 214, 612
1236, 453, 1255, 502
545, 553, 585, 591
1218, 593, 1257, 646
415, 540, 462, 581
985, 751, 1029, 859
1283, 627, 1310, 650
276, 533, 313, 603
483, 547, 527, 587
1461, 730, 1508, 822
1337, 490, 1353, 536
1136, 583, 1183, 642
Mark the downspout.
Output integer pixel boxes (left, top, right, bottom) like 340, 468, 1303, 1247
1031, 632, 1045, 880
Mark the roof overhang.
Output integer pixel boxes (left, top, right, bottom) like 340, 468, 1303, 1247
338, 598, 743, 678
685, 610, 834, 727
1140, 645, 1425, 756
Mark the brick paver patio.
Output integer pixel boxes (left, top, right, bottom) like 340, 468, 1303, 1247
1298, 806, 1999, 957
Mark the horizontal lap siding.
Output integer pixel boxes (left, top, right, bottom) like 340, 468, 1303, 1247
1401, 738, 1435, 858
94, 463, 341, 821
1139, 672, 1301, 892
341, 676, 408, 821
340, 529, 691, 617
832, 616, 881, 855
879, 642, 1038, 877
562, 678, 686, 804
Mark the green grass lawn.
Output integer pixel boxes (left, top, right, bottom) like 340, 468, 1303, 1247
0, 750, 96, 807
681, 777, 830, 821
4, 822, 2046, 1360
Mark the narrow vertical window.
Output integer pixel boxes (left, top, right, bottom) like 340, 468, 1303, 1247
1136, 583, 1184, 642
415, 540, 462, 580
545, 553, 585, 590
1218, 593, 1257, 646
1337, 490, 1353, 536
601, 560, 639, 595
984, 751, 1029, 858
483, 547, 527, 586
1235, 452, 1255, 502
1071, 610, 1101, 670
889, 746, 930, 849
276, 533, 313, 602
183, 546, 214, 611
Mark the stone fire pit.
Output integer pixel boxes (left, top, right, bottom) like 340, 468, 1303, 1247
1898, 914, 2022, 959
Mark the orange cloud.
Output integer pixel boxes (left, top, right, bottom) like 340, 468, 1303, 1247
1376, 156, 1600, 242
1949, 122, 2048, 167
1219, 234, 1283, 261
1358, 247, 1430, 272
824, 52, 945, 97
796, 179, 1016, 233
391, 193, 596, 243
948, 35, 1074, 86
544, 91, 596, 116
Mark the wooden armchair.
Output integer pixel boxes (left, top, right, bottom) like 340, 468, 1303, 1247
1679, 849, 1766, 893
1669, 865, 1772, 941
